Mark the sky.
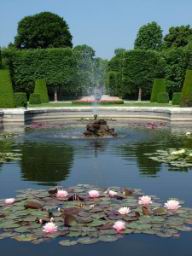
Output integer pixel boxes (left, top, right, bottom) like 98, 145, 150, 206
1, 0, 192, 59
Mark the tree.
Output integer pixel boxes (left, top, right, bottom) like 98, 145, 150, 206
122, 50, 165, 100
162, 48, 188, 95
163, 25, 192, 48
134, 22, 163, 50
14, 12, 73, 49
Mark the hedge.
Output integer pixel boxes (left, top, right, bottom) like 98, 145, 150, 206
157, 92, 169, 103
172, 92, 181, 105
2, 48, 77, 96
150, 79, 167, 102
180, 70, 192, 107
14, 92, 27, 107
34, 79, 49, 103
0, 69, 15, 108
29, 93, 41, 105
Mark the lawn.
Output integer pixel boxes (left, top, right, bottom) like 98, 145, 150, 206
28, 101, 177, 108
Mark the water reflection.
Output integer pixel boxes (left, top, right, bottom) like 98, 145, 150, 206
119, 143, 161, 176
20, 143, 74, 186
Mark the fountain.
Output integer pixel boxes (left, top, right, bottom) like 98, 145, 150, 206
84, 114, 117, 137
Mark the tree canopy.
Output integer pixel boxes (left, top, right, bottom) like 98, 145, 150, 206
14, 12, 73, 49
163, 25, 192, 48
134, 22, 163, 50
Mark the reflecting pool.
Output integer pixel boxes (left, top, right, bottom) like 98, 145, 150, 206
0, 126, 191, 256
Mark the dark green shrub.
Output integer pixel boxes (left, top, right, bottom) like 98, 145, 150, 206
34, 79, 49, 103
172, 92, 181, 105
180, 70, 192, 107
0, 69, 15, 108
157, 92, 169, 103
150, 79, 167, 102
14, 92, 27, 107
29, 93, 41, 105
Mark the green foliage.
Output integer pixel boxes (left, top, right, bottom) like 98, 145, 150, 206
157, 92, 169, 103
34, 79, 49, 103
134, 22, 163, 50
162, 48, 188, 94
150, 79, 168, 102
163, 25, 192, 48
180, 70, 192, 107
0, 69, 15, 108
29, 93, 41, 105
3, 48, 77, 96
14, 92, 27, 107
122, 50, 165, 99
14, 12, 72, 49
0, 49, 2, 68
172, 92, 181, 105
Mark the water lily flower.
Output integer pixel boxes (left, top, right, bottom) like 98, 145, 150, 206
43, 222, 58, 234
108, 190, 118, 197
113, 220, 126, 233
171, 149, 185, 156
5, 198, 15, 205
164, 199, 181, 211
56, 190, 68, 199
138, 195, 152, 206
185, 132, 191, 136
118, 207, 131, 215
88, 190, 100, 198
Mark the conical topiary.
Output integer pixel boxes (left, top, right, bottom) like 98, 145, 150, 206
0, 69, 15, 108
34, 79, 49, 103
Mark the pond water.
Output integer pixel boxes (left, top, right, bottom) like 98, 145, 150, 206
0, 125, 192, 256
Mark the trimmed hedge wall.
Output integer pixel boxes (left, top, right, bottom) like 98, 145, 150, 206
180, 70, 192, 107
3, 48, 77, 96
0, 69, 15, 108
34, 79, 49, 103
157, 92, 169, 103
150, 79, 167, 102
29, 93, 41, 105
172, 92, 181, 105
14, 92, 27, 107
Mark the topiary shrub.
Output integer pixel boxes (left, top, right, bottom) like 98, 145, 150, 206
180, 70, 192, 107
34, 79, 49, 103
157, 92, 169, 103
150, 79, 167, 102
172, 92, 181, 105
29, 93, 41, 105
0, 69, 15, 108
14, 92, 27, 107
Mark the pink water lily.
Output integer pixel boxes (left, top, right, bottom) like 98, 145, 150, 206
88, 190, 100, 198
56, 190, 68, 199
118, 207, 131, 215
138, 195, 152, 206
164, 199, 181, 211
113, 220, 126, 233
42, 222, 58, 234
108, 190, 118, 197
5, 198, 15, 205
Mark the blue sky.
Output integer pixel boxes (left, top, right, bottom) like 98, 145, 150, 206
1, 0, 192, 59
